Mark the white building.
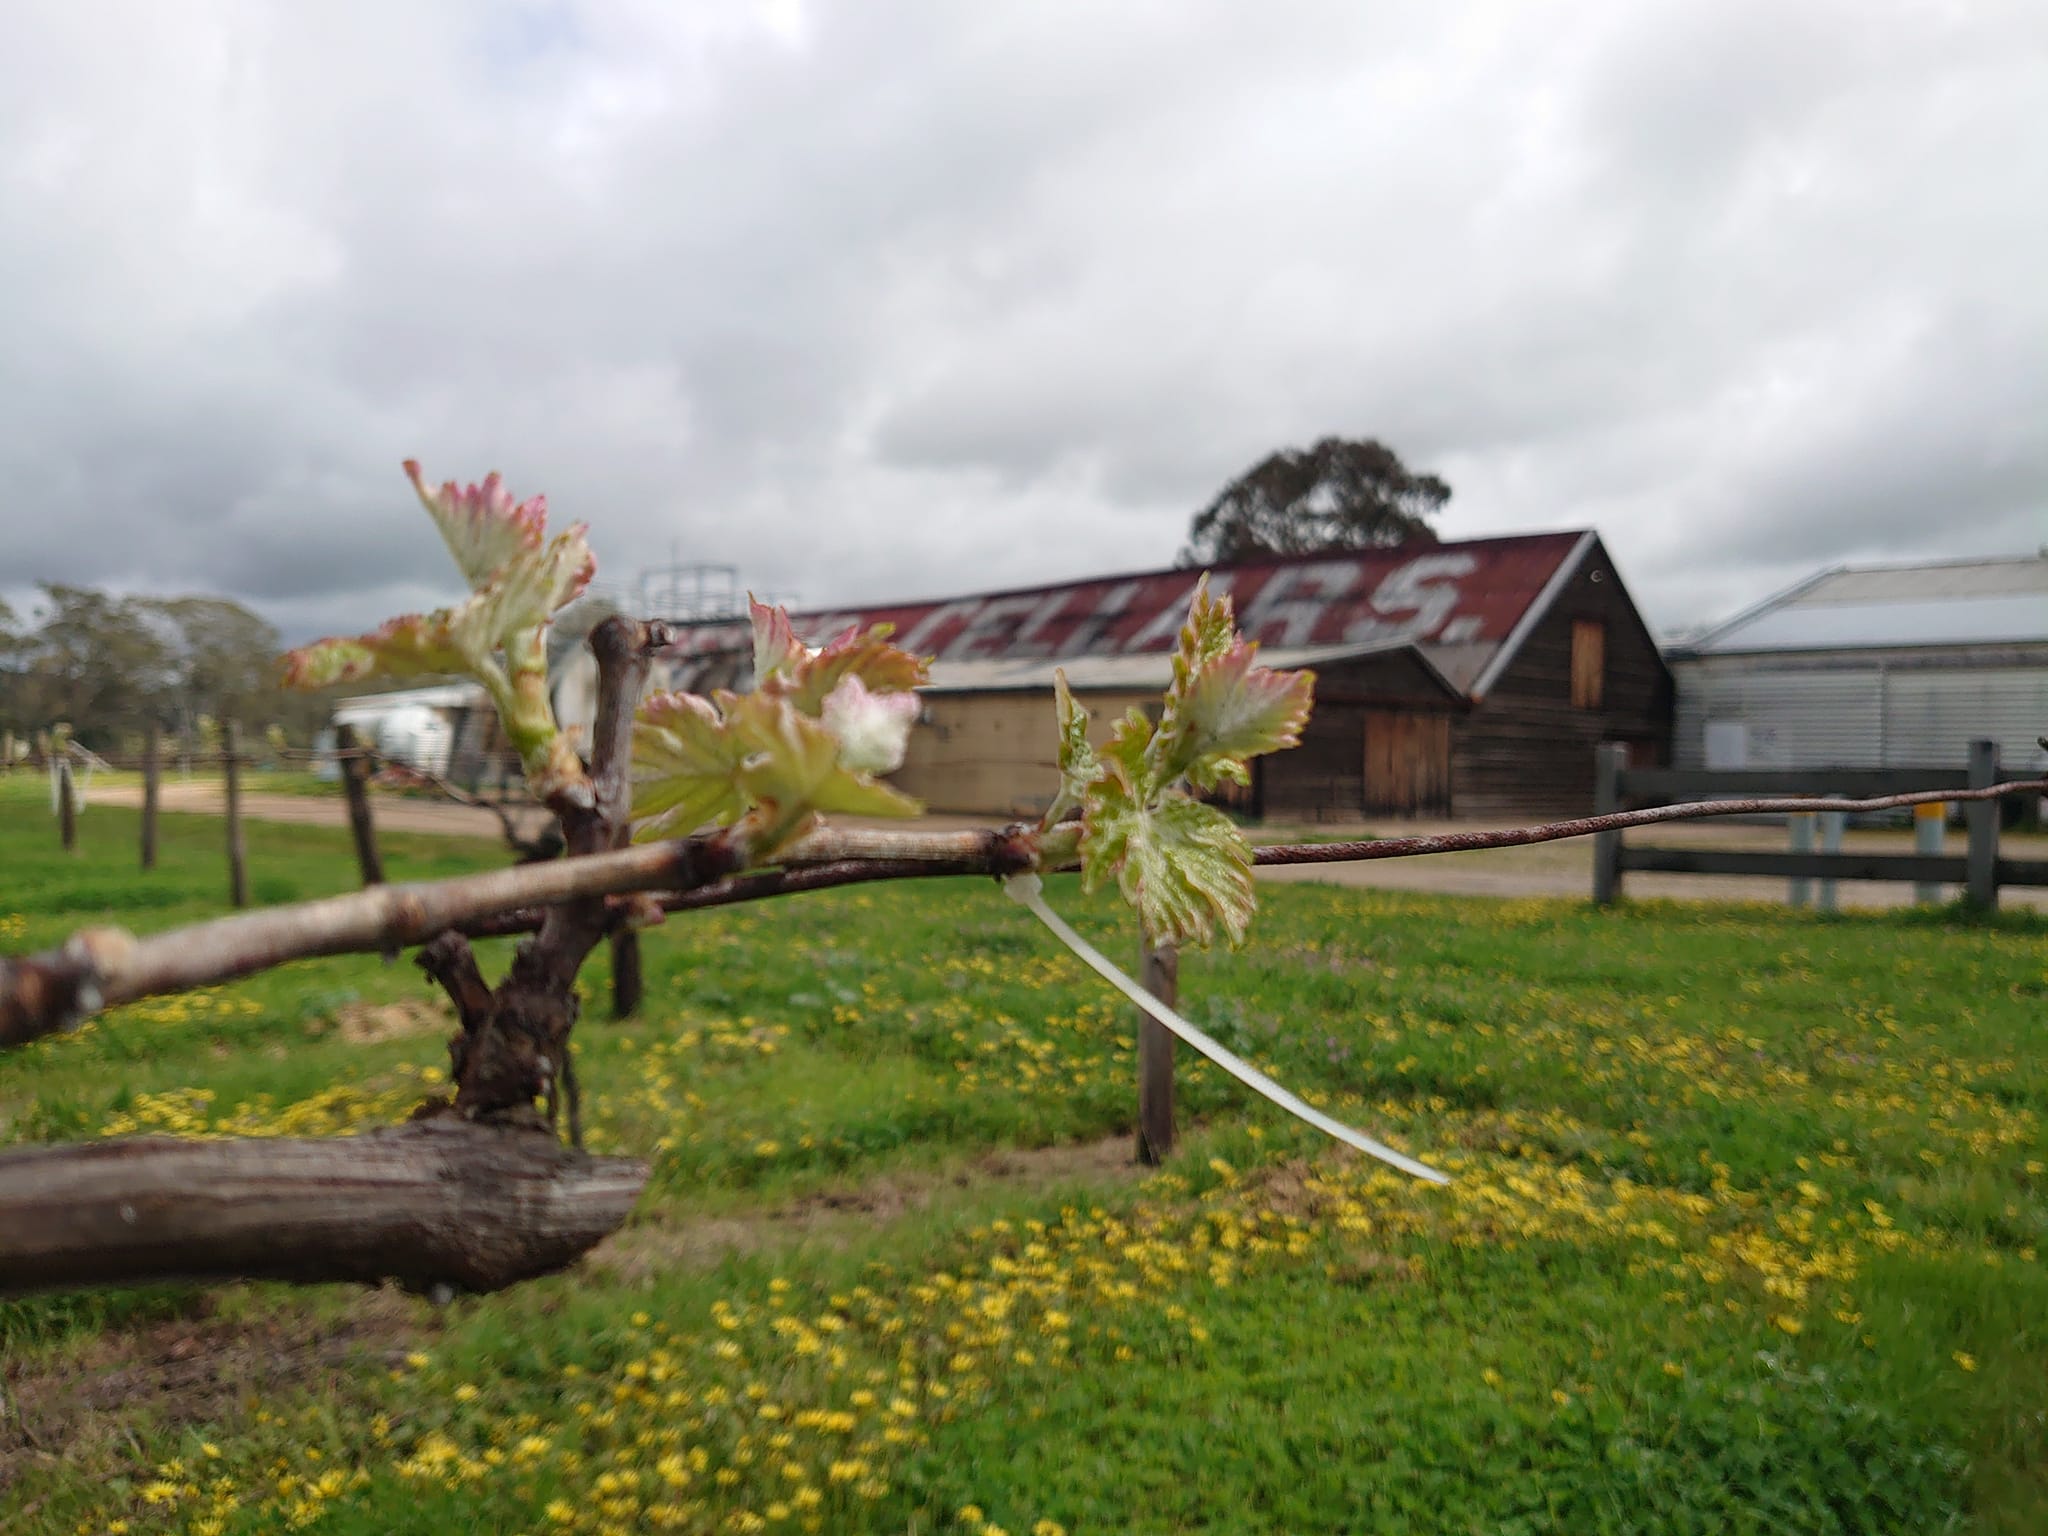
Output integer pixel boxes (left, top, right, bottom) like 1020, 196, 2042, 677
318, 682, 485, 780
1669, 553, 2048, 776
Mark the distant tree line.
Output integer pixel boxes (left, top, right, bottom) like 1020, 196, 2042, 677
0, 585, 338, 755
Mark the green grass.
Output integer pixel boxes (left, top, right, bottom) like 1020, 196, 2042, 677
1, 784, 2044, 1535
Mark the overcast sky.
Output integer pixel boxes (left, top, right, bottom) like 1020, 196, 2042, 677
3, 0, 2042, 645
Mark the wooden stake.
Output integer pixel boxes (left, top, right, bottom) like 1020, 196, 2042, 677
1590, 742, 1625, 905
1965, 738, 1998, 910
335, 724, 385, 887
1135, 938, 1178, 1165
58, 760, 77, 853
141, 721, 161, 871
223, 721, 249, 909
610, 929, 643, 1019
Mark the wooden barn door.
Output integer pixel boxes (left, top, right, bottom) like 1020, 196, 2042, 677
1362, 712, 1451, 817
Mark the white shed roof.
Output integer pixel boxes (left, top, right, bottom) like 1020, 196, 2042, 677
332, 682, 487, 720
1682, 554, 2048, 656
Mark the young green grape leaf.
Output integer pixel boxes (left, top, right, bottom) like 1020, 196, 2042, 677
630, 691, 751, 841
1149, 574, 1314, 791
1039, 670, 1099, 830
725, 692, 921, 856
1079, 713, 1258, 948
1060, 576, 1314, 948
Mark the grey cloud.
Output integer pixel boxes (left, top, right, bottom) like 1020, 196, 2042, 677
0, 0, 2042, 647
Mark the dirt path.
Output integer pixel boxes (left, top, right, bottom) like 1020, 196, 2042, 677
92, 783, 2044, 912
94, 782, 557, 844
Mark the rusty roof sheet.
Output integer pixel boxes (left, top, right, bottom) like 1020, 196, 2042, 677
920, 637, 1463, 698
654, 530, 1592, 696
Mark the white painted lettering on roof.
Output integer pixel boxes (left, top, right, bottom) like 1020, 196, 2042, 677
1061, 580, 1140, 655
1238, 560, 1362, 646
943, 593, 1056, 660
1346, 553, 1478, 642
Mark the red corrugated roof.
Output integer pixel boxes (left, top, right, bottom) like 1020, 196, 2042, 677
660, 530, 1592, 695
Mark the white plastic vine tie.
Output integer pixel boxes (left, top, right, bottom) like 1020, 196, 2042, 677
1003, 873, 1451, 1185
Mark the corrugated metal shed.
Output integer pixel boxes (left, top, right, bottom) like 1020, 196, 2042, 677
1687, 555, 2048, 655
1670, 553, 2048, 774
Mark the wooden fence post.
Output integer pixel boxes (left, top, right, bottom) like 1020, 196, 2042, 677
1591, 743, 1626, 905
334, 724, 385, 887
1135, 938, 1178, 1165
57, 760, 77, 853
1786, 814, 1814, 908
1817, 802, 1844, 913
1912, 801, 1945, 904
1965, 738, 1998, 910
223, 721, 249, 909
611, 930, 643, 1020
141, 721, 161, 871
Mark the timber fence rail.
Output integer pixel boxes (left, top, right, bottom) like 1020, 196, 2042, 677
1591, 739, 2045, 910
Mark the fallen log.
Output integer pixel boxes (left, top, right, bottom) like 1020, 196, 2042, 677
0, 1117, 647, 1296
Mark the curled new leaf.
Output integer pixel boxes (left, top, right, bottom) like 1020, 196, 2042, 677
820, 676, 920, 776
750, 597, 810, 685
1040, 671, 1098, 831
405, 460, 556, 588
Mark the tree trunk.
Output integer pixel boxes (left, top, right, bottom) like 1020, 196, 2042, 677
0, 1118, 647, 1296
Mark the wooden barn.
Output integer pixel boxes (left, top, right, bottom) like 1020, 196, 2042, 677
631, 529, 1671, 822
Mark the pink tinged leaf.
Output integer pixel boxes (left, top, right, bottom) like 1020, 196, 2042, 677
820, 676, 919, 775
750, 597, 812, 684
280, 612, 467, 693
797, 621, 930, 706
1169, 641, 1315, 791
747, 603, 930, 711
280, 637, 377, 691
461, 525, 599, 655
404, 460, 551, 589
1147, 573, 1313, 792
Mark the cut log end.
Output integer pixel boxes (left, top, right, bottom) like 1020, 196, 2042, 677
0, 1119, 648, 1297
